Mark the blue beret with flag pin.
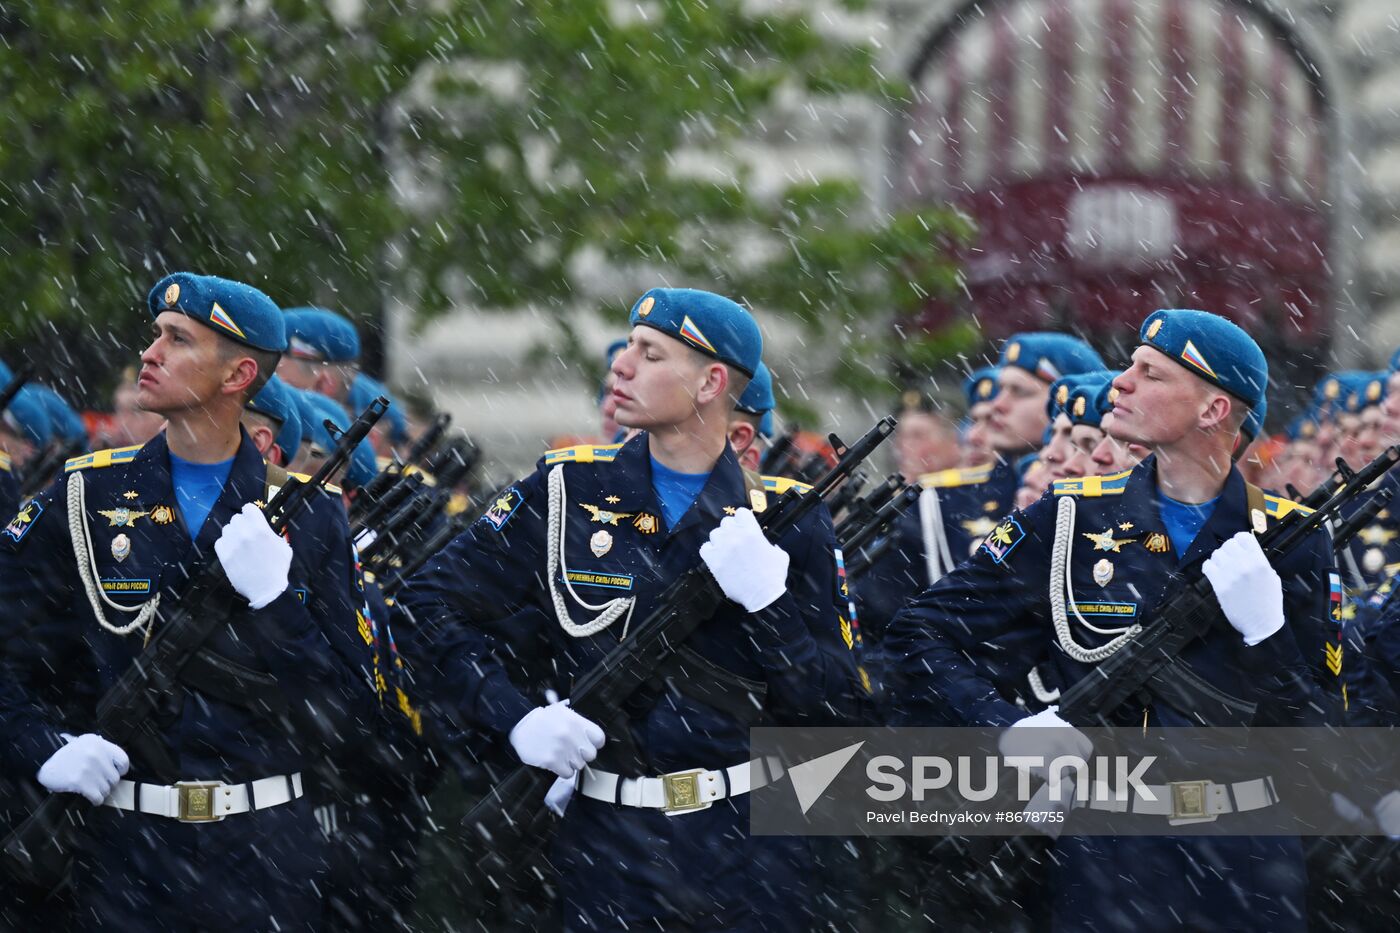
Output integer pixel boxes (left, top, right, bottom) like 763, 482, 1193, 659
999, 333, 1104, 383
1138, 309, 1267, 412
148, 273, 286, 353
246, 375, 302, 463
283, 307, 361, 363
628, 288, 762, 377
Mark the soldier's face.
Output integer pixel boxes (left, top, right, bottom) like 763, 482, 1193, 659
1092, 411, 1149, 473
988, 367, 1049, 454
1065, 424, 1105, 478
137, 313, 231, 415
1109, 346, 1211, 446
610, 327, 715, 429
963, 401, 995, 465
1039, 413, 1074, 479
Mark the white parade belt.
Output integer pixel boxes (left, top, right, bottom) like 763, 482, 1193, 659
1079, 776, 1277, 822
578, 757, 784, 816
101, 773, 303, 822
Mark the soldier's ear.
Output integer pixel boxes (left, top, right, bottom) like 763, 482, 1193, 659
728, 420, 756, 455
223, 355, 260, 399
694, 361, 729, 407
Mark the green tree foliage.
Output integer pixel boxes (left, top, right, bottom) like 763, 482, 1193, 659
0, 0, 966, 405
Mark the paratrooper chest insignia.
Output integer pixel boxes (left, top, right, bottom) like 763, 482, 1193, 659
580, 503, 634, 526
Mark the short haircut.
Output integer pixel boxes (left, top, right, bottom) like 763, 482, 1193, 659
218, 337, 282, 400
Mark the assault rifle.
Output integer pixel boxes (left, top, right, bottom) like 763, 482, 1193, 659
463, 417, 897, 878
1057, 445, 1400, 726
348, 411, 450, 525
1, 397, 389, 890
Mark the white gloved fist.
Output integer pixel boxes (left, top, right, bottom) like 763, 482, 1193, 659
509, 700, 606, 779
998, 706, 1094, 779
215, 503, 293, 610
1201, 531, 1285, 646
1374, 790, 1400, 839
37, 733, 130, 805
699, 508, 789, 613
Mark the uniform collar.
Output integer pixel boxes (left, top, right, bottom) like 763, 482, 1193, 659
1125, 454, 1248, 568
605, 432, 750, 537
137, 428, 267, 552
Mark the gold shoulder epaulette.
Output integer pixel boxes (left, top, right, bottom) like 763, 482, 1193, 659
1053, 469, 1133, 497
763, 475, 812, 495
286, 471, 343, 497
65, 446, 140, 473
919, 464, 992, 489
0, 451, 10, 474
1264, 493, 1313, 521
544, 443, 623, 466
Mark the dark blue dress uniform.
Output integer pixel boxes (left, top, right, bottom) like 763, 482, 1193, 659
0, 451, 17, 519
886, 457, 1341, 932
0, 430, 367, 930
397, 431, 861, 931
855, 459, 1017, 713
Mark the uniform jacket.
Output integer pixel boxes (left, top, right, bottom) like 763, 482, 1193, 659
0, 430, 366, 784
886, 456, 1342, 732
397, 431, 862, 775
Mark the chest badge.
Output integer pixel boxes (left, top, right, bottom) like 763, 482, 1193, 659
605, 495, 621, 504
590, 530, 613, 557
1364, 547, 1386, 575
122, 490, 139, 500
111, 533, 132, 562
581, 503, 634, 526
632, 513, 659, 535
98, 507, 148, 528
149, 505, 176, 526
1143, 532, 1171, 555
1092, 558, 1114, 587
1358, 525, 1398, 548
1083, 529, 1135, 553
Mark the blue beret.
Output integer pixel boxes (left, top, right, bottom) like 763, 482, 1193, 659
283, 308, 361, 363
1344, 373, 1388, 413
1286, 413, 1320, 442
1139, 309, 1267, 412
629, 288, 762, 377
736, 363, 775, 415
758, 409, 775, 440
1243, 393, 1267, 439
605, 338, 629, 367
246, 376, 302, 463
1066, 372, 1116, 429
149, 273, 286, 353
1313, 371, 1371, 416
298, 391, 376, 488
29, 385, 86, 447
291, 389, 337, 454
1015, 451, 1041, 482
349, 373, 407, 443
2, 386, 52, 447
962, 367, 1000, 408
1046, 370, 1113, 423
1000, 333, 1104, 383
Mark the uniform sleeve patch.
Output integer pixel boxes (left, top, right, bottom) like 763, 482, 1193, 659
3, 498, 44, 543
482, 485, 525, 532
981, 517, 1025, 564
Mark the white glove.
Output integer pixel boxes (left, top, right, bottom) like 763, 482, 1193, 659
998, 706, 1094, 779
1332, 791, 1367, 825
37, 733, 130, 805
545, 775, 577, 816
1201, 531, 1285, 646
1374, 790, 1400, 839
215, 503, 293, 610
509, 700, 606, 779
699, 508, 789, 613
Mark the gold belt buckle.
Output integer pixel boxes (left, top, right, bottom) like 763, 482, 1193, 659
1169, 780, 1213, 822
176, 782, 224, 822
661, 769, 710, 816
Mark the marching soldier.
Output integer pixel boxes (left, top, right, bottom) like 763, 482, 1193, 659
0, 273, 368, 929
887, 309, 1342, 931
960, 365, 1000, 466
729, 361, 774, 472
398, 287, 862, 930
